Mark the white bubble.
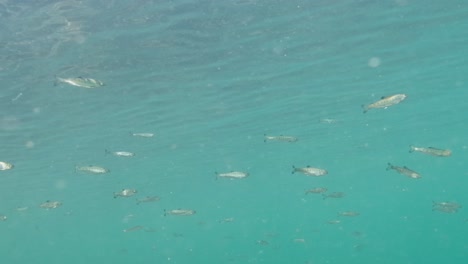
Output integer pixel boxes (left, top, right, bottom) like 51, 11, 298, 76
368, 57, 381, 68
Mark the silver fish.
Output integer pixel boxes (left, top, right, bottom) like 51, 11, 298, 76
292, 165, 328, 176
0, 161, 13, 170
216, 171, 249, 179
164, 209, 196, 216
55, 76, 105, 89
136, 196, 160, 204
323, 192, 345, 199
387, 163, 421, 179
305, 187, 328, 194
338, 211, 360, 217
40, 200, 62, 209
131, 132, 154, 138
76, 165, 109, 174
433, 201, 461, 208
105, 149, 135, 157
362, 93, 407, 113
123, 225, 144, 233
264, 134, 298, 143
114, 189, 137, 198
433, 206, 459, 214
409, 146, 451, 157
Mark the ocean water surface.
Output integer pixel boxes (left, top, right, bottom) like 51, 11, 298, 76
1, 0, 467, 263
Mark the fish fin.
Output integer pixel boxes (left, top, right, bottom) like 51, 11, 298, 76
381, 96, 387, 99
322, 194, 327, 200
409, 145, 415, 153
361, 105, 368, 113
53, 75, 58, 86
386, 163, 393, 170
105, 149, 111, 155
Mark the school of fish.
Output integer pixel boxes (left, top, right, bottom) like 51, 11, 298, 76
1, 86, 462, 255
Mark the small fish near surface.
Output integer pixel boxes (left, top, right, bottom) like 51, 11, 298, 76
55, 76, 105, 89
387, 163, 421, 179
215, 171, 249, 179
338, 211, 360, 217
432, 201, 461, 213
0, 161, 13, 171
76, 165, 109, 174
409, 146, 452, 157
264, 134, 298, 143
164, 209, 196, 216
362, 93, 407, 113
114, 189, 137, 198
40, 200, 62, 209
105, 149, 135, 157
305, 187, 328, 194
323, 192, 345, 199
130, 132, 154, 138
0, 215, 7, 221
136, 196, 160, 204
292, 166, 328, 176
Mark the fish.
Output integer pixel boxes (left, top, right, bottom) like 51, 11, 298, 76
131, 132, 154, 138
409, 146, 451, 157
319, 118, 338, 124
386, 163, 421, 179
40, 200, 62, 209
55, 76, 105, 88
215, 171, 249, 179
323, 192, 345, 199
123, 225, 144, 233
76, 165, 109, 174
0, 215, 6, 221
0, 161, 13, 170
136, 196, 160, 204
105, 149, 135, 157
114, 189, 137, 198
432, 201, 462, 209
264, 134, 298, 143
164, 209, 196, 216
433, 206, 459, 213
292, 165, 328, 176
219, 217, 235, 223
327, 220, 341, 224
362, 93, 407, 113
338, 211, 360, 217
305, 187, 328, 194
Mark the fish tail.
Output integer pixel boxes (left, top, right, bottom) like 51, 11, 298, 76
163, 209, 167, 216
291, 166, 296, 174
409, 145, 415, 153
386, 163, 393, 170
322, 194, 327, 200
105, 149, 111, 155
361, 105, 368, 114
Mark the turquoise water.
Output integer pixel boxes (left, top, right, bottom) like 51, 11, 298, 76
1, 0, 468, 263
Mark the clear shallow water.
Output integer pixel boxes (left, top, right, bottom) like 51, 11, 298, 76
1, 0, 467, 263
